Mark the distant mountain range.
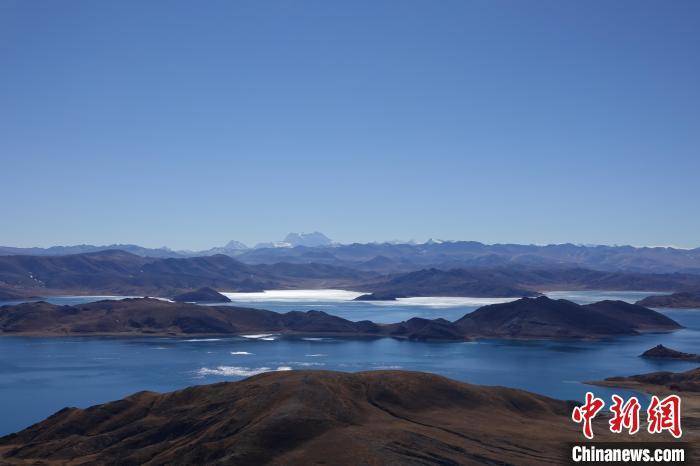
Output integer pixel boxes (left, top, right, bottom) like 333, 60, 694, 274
0, 232, 334, 258
1, 249, 700, 299
2, 236, 699, 274
0, 243, 181, 258
236, 240, 700, 275
0, 250, 373, 298
254, 232, 333, 249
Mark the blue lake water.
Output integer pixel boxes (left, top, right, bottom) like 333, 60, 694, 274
1, 290, 699, 436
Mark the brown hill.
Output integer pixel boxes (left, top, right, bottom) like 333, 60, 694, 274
0, 370, 582, 465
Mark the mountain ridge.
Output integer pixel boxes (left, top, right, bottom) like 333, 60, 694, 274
3, 240, 700, 274
0, 250, 375, 298
2, 249, 700, 299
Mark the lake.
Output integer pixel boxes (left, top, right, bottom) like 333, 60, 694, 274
1, 289, 699, 436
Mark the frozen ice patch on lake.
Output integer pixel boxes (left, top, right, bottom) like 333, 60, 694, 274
196, 366, 292, 377
221, 289, 365, 302
240, 334, 278, 340
182, 338, 223, 342
368, 296, 522, 308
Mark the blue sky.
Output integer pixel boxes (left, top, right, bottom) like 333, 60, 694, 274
2, 1, 699, 249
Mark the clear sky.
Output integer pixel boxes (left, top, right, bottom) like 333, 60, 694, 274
2, 1, 699, 250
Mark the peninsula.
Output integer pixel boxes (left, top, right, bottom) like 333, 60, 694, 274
0, 296, 682, 340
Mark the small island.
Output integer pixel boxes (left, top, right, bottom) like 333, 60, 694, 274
640, 344, 700, 362
172, 287, 231, 303
636, 291, 700, 309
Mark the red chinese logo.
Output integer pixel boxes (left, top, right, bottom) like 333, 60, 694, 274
572, 392, 605, 439
647, 394, 682, 438
609, 394, 641, 435
572, 392, 682, 439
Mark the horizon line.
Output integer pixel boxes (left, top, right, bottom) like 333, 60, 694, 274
0, 239, 697, 252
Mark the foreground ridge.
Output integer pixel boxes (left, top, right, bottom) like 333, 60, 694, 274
0, 370, 582, 465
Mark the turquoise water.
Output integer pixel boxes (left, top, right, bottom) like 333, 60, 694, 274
1, 290, 699, 436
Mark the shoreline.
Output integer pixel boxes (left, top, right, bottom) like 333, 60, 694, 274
0, 287, 688, 303
0, 294, 686, 341
0, 330, 678, 342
